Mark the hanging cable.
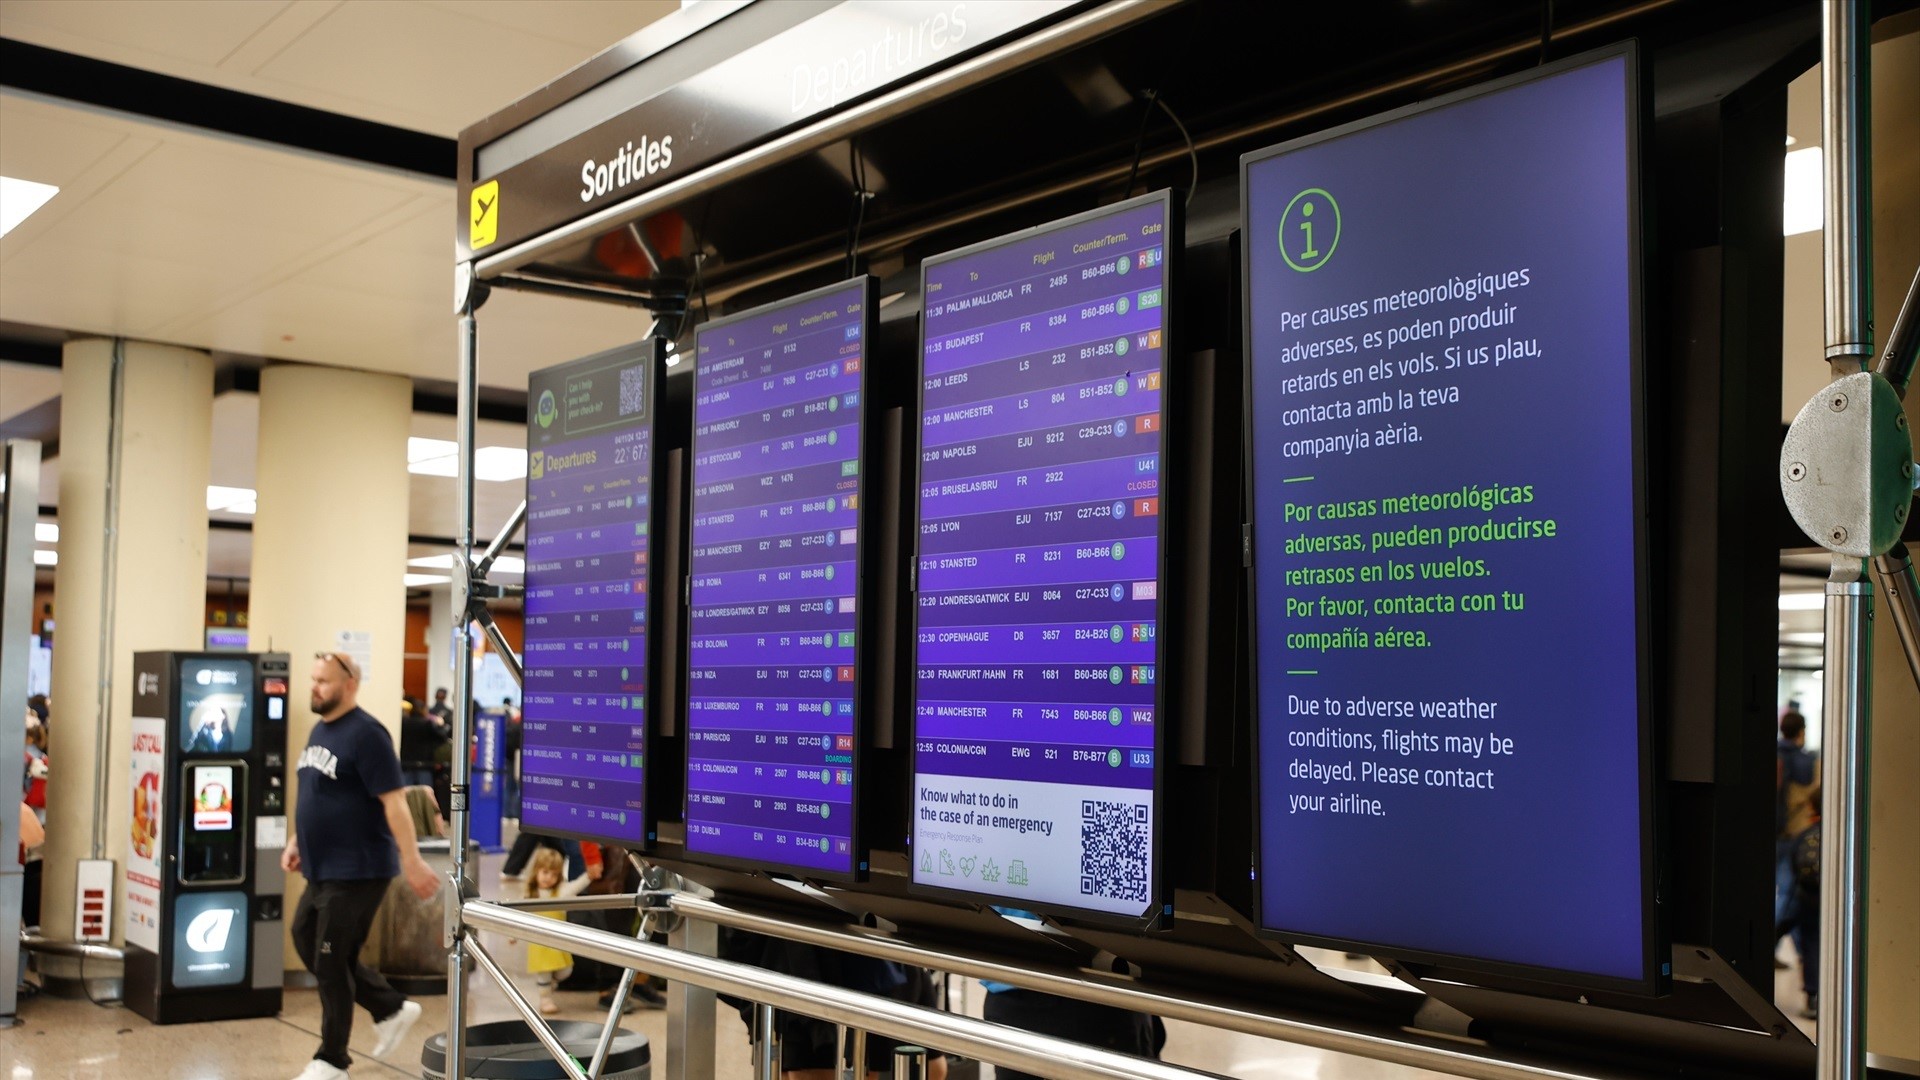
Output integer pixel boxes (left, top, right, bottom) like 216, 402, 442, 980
1538, 0, 1554, 65
1154, 95, 1198, 209
846, 140, 874, 279
1121, 88, 1162, 200
691, 193, 714, 326
1121, 90, 1198, 208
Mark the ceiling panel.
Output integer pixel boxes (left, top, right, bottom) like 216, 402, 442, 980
418, 0, 670, 49
0, 103, 130, 188
0, 0, 676, 137
0, 0, 291, 68
252, 2, 604, 136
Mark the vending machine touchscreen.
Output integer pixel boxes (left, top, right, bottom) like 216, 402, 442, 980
179, 761, 247, 884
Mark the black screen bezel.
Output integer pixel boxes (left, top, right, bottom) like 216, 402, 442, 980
678, 275, 878, 884
907, 189, 1179, 929
519, 338, 667, 852
1237, 43, 1664, 995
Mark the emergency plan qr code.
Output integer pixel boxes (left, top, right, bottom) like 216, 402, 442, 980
618, 363, 646, 417
1079, 799, 1149, 903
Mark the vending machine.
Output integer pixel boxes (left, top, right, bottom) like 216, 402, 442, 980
124, 651, 290, 1024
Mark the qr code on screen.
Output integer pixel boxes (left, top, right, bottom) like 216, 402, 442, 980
618, 364, 646, 417
1078, 800, 1149, 903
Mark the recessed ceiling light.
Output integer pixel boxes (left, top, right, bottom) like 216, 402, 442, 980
1784, 146, 1822, 236
403, 573, 452, 587
408, 437, 456, 462
33, 549, 57, 566
474, 446, 527, 482
0, 177, 60, 237
408, 456, 460, 477
207, 485, 257, 514
35, 522, 57, 543
409, 552, 524, 575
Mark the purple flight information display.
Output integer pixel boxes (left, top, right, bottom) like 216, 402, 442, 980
521, 344, 658, 847
685, 279, 869, 877
912, 193, 1171, 920
1244, 51, 1655, 988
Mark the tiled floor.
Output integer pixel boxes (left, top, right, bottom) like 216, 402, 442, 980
1, 852, 1819, 1079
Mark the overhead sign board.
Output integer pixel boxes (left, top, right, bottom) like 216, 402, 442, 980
463, 1, 1077, 255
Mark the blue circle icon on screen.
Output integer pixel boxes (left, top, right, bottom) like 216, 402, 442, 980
822, 668, 834, 682
826, 531, 836, 546
1110, 583, 1125, 602
1114, 423, 1127, 440
1112, 500, 1126, 519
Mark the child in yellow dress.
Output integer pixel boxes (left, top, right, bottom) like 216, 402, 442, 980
517, 847, 596, 1014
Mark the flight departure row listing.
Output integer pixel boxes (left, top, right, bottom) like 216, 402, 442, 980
521, 345, 659, 847
912, 192, 1172, 920
684, 278, 871, 877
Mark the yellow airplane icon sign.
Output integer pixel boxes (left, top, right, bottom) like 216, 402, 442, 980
470, 180, 500, 250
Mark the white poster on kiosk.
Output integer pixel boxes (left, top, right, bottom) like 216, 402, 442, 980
125, 715, 166, 951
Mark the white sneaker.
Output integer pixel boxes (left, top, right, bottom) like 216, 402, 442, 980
291, 1060, 349, 1080
370, 999, 423, 1059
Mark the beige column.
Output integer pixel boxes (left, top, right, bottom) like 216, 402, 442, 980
43, 339, 213, 957
245, 362, 411, 969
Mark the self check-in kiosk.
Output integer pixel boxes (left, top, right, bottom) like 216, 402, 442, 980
124, 651, 290, 1024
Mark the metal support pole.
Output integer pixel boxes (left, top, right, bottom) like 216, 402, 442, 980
1822, 0, 1873, 371
754, 1002, 779, 1080
475, 498, 528, 579
1877, 266, 1919, 395
1817, 7, 1874, 1079
1819, 576, 1872, 1076
667, 911, 719, 1080
469, 934, 591, 1080
893, 1047, 928, 1080
478, 611, 525, 685
1873, 543, 1920, 687
851, 1029, 869, 1080
1873, 267, 1920, 690
447, 270, 484, 1080
591, 967, 640, 1079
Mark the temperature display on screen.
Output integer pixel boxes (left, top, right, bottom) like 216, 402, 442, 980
911, 194, 1171, 919
685, 279, 869, 876
521, 345, 657, 846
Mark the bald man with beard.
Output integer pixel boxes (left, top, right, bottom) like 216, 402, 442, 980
282, 651, 437, 1080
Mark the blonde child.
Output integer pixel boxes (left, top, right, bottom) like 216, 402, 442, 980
515, 847, 597, 1014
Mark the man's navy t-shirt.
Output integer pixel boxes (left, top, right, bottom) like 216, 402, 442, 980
296, 707, 403, 881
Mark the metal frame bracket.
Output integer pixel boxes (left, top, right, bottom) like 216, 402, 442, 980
1780, 369, 1914, 558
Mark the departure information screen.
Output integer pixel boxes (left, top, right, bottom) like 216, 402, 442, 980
522, 344, 657, 846
684, 279, 869, 877
1243, 51, 1652, 987
912, 193, 1171, 919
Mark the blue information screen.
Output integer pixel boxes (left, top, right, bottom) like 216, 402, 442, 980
911, 194, 1171, 920
1244, 52, 1649, 984
521, 345, 657, 846
685, 279, 868, 876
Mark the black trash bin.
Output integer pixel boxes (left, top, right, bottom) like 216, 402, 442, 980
420, 1020, 650, 1079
